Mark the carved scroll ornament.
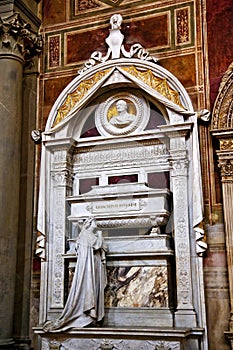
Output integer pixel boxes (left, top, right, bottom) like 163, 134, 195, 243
77, 14, 158, 76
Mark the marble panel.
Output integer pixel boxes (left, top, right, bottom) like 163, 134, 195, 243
105, 266, 168, 308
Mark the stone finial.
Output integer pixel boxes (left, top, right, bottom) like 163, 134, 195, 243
78, 14, 158, 75
105, 14, 124, 59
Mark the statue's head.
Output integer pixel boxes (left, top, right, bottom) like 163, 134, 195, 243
83, 216, 96, 230
116, 99, 127, 113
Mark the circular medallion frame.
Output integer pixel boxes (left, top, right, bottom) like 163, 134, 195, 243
95, 92, 150, 136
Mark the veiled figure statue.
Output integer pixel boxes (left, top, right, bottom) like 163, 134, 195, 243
43, 217, 107, 332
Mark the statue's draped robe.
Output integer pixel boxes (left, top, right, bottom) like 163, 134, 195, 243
45, 228, 106, 331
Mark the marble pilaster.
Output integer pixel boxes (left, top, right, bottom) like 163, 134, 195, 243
170, 140, 197, 328
217, 148, 233, 332
0, 12, 41, 349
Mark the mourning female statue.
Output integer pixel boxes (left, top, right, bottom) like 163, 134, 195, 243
43, 217, 107, 331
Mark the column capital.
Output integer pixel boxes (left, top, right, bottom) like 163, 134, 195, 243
170, 157, 188, 177
217, 151, 233, 183
0, 12, 42, 65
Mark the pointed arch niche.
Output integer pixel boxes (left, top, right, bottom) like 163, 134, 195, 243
36, 24, 207, 350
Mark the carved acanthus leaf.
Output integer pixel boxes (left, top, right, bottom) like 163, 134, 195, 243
218, 159, 233, 179
0, 13, 42, 65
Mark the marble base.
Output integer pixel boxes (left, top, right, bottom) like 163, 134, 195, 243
104, 307, 174, 327
34, 326, 204, 350
174, 309, 197, 327
225, 331, 233, 350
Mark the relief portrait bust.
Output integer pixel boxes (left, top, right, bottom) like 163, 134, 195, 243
95, 91, 150, 137
109, 100, 136, 128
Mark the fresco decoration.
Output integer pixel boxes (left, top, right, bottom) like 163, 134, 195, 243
48, 35, 61, 68
45, 3, 194, 72
175, 7, 191, 45
52, 69, 110, 128
75, 0, 101, 13
105, 266, 168, 308
122, 66, 185, 109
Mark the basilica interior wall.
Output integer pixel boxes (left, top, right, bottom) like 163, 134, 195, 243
28, 0, 233, 349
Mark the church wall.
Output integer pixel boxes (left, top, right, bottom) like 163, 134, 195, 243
32, 0, 232, 349
206, 0, 233, 107
203, 1, 233, 349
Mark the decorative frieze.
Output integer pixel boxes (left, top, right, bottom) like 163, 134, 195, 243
0, 13, 42, 64
73, 143, 169, 171
41, 337, 181, 350
122, 66, 184, 109
53, 70, 110, 127
220, 139, 233, 150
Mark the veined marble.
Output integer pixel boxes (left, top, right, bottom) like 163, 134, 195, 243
105, 266, 168, 308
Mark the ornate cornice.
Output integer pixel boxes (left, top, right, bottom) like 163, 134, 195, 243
0, 12, 42, 65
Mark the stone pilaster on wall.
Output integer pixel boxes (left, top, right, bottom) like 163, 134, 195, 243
0, 12, 41, 350
170, 144, 197, 328
217, 148, 233, 331
211, 61, 233, 348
